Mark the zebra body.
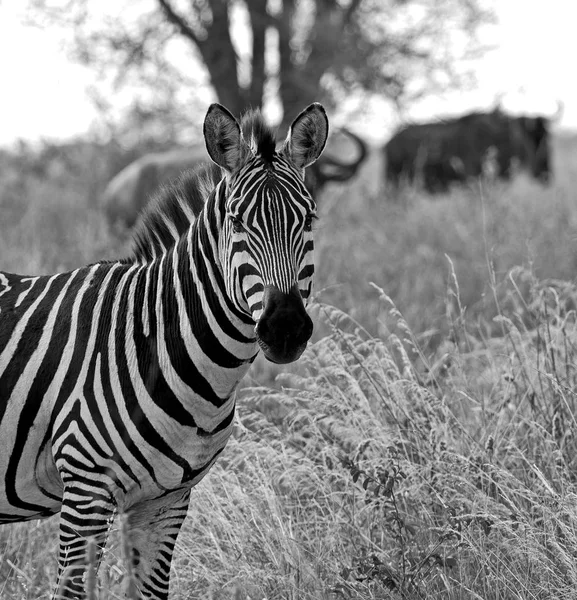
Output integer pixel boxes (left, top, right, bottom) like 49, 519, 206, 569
0, 102, 328, 598
0, 259, 247, 518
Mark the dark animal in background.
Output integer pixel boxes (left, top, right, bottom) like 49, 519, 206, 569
102, 128, 368, 227
101, 147, 207, 227
383, 107, 560, 193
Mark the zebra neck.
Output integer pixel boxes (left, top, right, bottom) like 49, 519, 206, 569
139, 218, 258, 406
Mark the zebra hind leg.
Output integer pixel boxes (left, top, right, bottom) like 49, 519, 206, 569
53, 486, 115, 599
123, 488, 192, 600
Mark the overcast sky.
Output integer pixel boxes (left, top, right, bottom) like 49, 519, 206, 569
0, 1, 575, 146
409, 0, 577, 127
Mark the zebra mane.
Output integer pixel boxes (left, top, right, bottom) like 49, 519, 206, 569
240, 109, 277, 164
129, 109, 278, 263
130, 161, 222, 263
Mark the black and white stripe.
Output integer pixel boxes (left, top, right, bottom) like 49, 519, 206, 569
0, 102, 328, 599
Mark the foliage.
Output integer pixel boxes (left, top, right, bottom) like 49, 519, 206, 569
25, 0, 494, 138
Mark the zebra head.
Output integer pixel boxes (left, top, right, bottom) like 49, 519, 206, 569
204, 103, 328, 364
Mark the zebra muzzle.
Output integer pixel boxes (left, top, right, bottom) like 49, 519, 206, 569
255, 285, 313, 364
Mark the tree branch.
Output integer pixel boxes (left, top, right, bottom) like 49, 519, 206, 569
158, 0, 244, 114
157, 0, 202, 46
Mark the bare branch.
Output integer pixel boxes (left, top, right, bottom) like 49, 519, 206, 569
157, 0, 202, 45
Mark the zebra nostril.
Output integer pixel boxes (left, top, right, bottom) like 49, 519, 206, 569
291, 313, 313, 345
255, 318, 269, 339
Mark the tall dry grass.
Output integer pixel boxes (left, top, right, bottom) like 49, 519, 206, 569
1, 136, 577, 598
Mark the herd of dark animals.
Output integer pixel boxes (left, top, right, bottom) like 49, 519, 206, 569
101, 105, 560, 227
383, 107, 559, 194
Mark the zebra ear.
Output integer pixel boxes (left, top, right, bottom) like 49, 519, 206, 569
282, 103, 329, 170
204, 103, 243, 172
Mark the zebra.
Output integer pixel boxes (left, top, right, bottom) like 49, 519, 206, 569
0, 101, 328, 599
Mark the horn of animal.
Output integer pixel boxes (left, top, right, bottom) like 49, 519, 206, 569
302, 127, 368, 198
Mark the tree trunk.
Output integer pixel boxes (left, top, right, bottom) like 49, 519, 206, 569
198, 0, 245, 116
277, 1, 318, 133
158, 0, 245, 116
246, 0, 268, 110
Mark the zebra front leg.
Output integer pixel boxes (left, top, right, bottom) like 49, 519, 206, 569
123, 487, 192, 600
53, 485, 115, 599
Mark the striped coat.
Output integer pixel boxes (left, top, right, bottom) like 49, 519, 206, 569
0, 102, 329, 599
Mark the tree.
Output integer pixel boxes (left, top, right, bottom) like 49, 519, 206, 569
27, 0, 494, 139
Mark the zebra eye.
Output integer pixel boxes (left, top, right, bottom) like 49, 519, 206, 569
304, 214, 317, 232
229, 216, 244, 233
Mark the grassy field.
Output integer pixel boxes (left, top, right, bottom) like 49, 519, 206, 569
2, 136, 577, 598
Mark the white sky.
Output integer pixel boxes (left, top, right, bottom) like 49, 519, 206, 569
408, 1, 577, 125
0, 1, 576, 146
0, 4, 97, 145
